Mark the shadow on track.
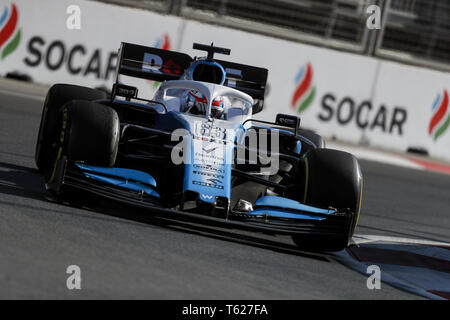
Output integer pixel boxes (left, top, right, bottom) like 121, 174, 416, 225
0, 161, 44, 201
0, 159, 328, 261
72, 194, 330, 262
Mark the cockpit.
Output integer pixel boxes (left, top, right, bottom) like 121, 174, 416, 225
154, 80, 254, 122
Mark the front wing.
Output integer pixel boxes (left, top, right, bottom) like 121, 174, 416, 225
49, 158, 355, 240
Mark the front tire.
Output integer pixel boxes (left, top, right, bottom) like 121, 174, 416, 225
292, 148, 363, 251
35, 84, 107, 172
44, 100, 119, 185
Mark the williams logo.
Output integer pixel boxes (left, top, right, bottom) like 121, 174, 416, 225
291, 63, 316, 113
429, 89, 449, 141
0, 3, 20, 60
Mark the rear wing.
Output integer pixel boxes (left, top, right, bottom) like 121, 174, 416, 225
217, 60, 268, 100
116, 42, 192, 82
115, 42, 268, 113
217, 59, 268, 113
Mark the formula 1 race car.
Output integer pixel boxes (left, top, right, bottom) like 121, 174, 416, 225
35, 42, 363, 251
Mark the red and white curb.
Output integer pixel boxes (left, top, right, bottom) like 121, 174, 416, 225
404, 156, 450, 175
327, 141, 450, 175
331, 235, 450, 300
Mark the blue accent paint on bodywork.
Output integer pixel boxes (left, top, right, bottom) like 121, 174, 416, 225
76, 164, 160, 198
249, 208, 325, 220
160, 113, 237, 205
294, 140, 302, 154
254, 196, 334, 214
234, 124, 246, 145
83, 173, 160, 198
76, 164, 157, 188
183, 125, 234, 204
249, 196, 335, 220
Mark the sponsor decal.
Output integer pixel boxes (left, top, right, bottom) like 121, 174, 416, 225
290, 62, 408, 136
318, 93, 408, 135
200, 194, 213, 200
206, 178, 222, 185
291, 63, 316, 113
192, 180, 224, 190
23, 28, 168, 82
24, 36, 118, 80
429, 89, 449, 141
202, 146, 217, 153
0, 3, 21, 60
192, 170, 224, 179
193, 164, 225, 174
195, 122, 227, 140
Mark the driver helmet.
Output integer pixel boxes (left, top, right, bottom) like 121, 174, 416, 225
211, 96, 226, 119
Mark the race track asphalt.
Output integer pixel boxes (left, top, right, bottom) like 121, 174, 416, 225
0, 80, 448, 299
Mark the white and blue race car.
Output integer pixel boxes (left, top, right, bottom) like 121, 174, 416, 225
35, 42, 363, 251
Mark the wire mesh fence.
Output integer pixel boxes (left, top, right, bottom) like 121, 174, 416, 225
377, 0, 450, 69
93, 0, 450, 71
182, 0, 373, 52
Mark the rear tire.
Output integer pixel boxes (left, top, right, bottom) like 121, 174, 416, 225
35, 84, 107, 172
44, 100, 119, 184
292, 148, 363, 252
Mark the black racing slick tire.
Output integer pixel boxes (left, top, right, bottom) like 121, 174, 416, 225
35, 84, 107, 172
44, 100, 119, 185
292, 148, 363, 252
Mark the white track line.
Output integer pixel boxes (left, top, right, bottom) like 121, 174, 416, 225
353, 234, 450, 247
